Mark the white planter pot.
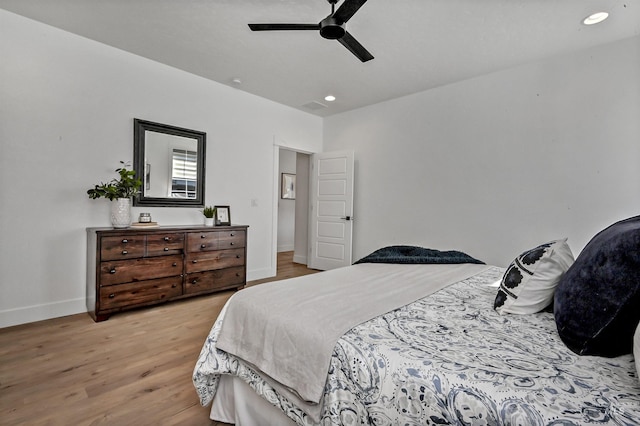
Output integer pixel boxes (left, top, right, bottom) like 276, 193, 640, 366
204, 217, 214, 227
111, 198, 132, 228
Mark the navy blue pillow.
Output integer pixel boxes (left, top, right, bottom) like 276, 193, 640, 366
554, 215, 640, 357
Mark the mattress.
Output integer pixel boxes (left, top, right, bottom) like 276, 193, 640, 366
193, 265, 640, 425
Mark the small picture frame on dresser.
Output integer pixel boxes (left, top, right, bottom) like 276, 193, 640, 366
214, 205, 231, 226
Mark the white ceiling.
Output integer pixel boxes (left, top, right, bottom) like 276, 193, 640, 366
1, 0, 638, 116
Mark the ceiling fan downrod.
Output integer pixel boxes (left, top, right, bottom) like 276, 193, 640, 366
321, 0, 345, 39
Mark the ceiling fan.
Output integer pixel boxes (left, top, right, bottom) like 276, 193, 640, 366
248, 0, 374, 62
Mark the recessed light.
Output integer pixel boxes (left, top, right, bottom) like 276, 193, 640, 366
583, 12, 609, 25
324, 95, 336, 102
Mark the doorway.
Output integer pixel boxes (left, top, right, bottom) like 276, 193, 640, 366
277, 148, 311, 273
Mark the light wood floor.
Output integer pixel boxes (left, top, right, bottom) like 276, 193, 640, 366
0, 252, 318, 426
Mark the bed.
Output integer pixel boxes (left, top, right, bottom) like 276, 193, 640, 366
193, 233, 640, 425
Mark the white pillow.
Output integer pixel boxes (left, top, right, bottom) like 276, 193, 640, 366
494, 239, 574, 315
635, 321, 640, 381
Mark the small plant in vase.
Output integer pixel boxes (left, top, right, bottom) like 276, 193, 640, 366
203, 206, 216, 226
87, 161, 142, 228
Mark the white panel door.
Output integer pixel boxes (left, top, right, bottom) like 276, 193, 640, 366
308, 150, 354, 270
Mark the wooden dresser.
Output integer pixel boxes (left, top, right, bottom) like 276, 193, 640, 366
86, 225, 248, 322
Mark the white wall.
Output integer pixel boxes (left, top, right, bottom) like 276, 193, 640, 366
277, 149, 296, 252
293, 153, 310, 265
324, 36, 640, 266
0, 10, 322, 327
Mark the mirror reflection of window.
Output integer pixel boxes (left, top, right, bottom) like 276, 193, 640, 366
134, 119, 206, 207
170, 149, 198, 198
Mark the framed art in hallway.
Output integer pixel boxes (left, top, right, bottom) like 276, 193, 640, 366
281, 173, 296, 200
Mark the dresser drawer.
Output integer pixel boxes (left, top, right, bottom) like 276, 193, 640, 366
218, 230, 246, 249
146, 232, 184, 256
187, 231, 218, 252
101, 236, 145, 261
185, 266, 245, 295
99, 276, 182, 310
186, 248, 245, 273
100, 254, 183, 286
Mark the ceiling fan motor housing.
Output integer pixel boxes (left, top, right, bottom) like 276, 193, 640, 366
320, 17, 346, 39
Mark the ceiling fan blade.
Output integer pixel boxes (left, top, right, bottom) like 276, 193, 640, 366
333, 0, 368, 23
338, 31, 374, 62
248, 23, 319, 31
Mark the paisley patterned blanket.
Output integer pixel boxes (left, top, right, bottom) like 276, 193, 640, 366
193, 266, 640, 425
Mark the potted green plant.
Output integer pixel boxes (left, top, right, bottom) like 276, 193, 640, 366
202, 206, 216, 226
87, 161, 142, 228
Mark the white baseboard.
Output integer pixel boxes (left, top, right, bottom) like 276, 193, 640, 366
277, 244, 295, 252
292, 254, 307, 265
247, 267, 276, 282
0, 298, 87, 328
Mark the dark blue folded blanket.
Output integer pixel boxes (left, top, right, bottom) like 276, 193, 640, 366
354, 245, 484, 265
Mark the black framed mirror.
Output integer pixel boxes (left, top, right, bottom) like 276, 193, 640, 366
133, 119, 206, 207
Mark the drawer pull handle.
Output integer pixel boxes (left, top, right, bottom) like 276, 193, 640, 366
172, 262, 177, 266
110, 268, 116, 274
108, 293, 115, 298
230, 233, 235, 236
201, 235, 206, 239
164, 236, 170, 241
236, 255, 240, 259
172, 284, 177, 288
192, 260, 198, 263
122, 239, 128, 243
192, 279, 198, 285
164, 247, 169, 251
122, 250, 128, 255
201, 244, 206, 248
236, 273, 240, 277
230, 242, 234, 246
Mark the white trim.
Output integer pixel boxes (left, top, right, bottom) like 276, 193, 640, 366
293, 254, 308, 265
277, 244, 295, 252
0, 298, 87, 328
247, 267, 275, 282
271, 142, 279, 279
